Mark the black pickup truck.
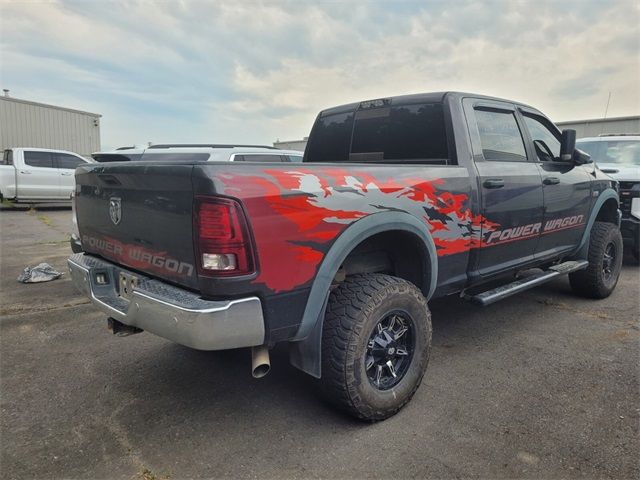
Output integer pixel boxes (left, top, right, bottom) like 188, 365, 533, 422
68, 92, 622, 421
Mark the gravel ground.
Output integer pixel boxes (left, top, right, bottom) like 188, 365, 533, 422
1, 208, 638, 480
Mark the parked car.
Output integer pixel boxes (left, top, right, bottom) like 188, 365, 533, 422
68, 92, 622, 421
91, 144, 304, 163
576, 135, 640, 261
1, 148, 91, 202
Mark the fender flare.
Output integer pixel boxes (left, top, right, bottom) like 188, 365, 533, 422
573, 187, 619, 259
289, 211, 438, 378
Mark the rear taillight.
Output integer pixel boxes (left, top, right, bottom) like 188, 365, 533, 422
193, 196, 255, 276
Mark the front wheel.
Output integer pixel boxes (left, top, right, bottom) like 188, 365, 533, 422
320, 274, 432, 421
569, 221, 623, 298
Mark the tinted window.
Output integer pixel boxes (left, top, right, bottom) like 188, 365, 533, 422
2, 150, 12, 165
24, 151, 54, 168
236, 154, 285, 162
523, 114, 561, 161
57, 153, 86, 169
306, 112, 354, 162
475, 109, 527, 162
306, 103, 448, 163
92, 153, 144, 162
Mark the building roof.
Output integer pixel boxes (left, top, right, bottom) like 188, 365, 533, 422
0, 95, 102, 117
556, 115, 640, 125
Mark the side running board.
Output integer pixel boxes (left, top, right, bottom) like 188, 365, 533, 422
467, 260, 589, 306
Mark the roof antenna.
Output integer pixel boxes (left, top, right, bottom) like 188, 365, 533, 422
603, 91, 612, 119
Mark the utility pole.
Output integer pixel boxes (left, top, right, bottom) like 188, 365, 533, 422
603, 92, 612, 119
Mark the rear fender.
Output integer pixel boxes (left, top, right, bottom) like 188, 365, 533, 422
289, 211, 438, 378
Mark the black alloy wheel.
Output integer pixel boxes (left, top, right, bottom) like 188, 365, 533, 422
365, 311, 414, 390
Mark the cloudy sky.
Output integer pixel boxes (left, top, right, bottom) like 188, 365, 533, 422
1, 0, 638, 150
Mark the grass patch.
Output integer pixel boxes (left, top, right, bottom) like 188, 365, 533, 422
36, 214, 52, 226
139, 468, 169, 480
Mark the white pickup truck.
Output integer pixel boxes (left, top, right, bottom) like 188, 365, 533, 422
1, 148, 91, 202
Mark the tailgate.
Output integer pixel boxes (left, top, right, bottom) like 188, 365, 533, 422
75, 163, 198, 289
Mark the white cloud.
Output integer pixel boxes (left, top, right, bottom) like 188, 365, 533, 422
1, 0, 638, 149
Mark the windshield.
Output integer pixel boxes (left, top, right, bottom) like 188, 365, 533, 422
577, 140, 640, 166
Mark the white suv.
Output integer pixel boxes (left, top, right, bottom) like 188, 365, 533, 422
92, 144, 304, 163
577, 134, 640, 260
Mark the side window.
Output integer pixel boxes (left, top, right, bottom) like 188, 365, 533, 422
2, 150, 12, 165
241, 154, 285, 162
522, 114, 561, 162
287, 155, 303, 163
56, 153, 86, 169
23, 151, 54, 168
474, 109, 527, 162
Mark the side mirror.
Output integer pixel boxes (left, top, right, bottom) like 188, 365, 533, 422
560, 129, 576, 161
573, 148, 593, 165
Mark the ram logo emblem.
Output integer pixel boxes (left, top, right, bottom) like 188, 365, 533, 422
109, 197, 122, 225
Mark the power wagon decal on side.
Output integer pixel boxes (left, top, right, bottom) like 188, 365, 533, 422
484, 215, 585, 246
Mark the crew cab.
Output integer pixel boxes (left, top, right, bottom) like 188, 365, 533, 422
577, 134, 640, 261
1, 147, 91, 202
68, 92, 622, 421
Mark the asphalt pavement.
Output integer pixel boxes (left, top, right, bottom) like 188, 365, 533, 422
1, 208, 638, 479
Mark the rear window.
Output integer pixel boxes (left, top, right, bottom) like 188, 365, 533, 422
234, 154, 285, 162
92, 153, 143, 162
138, 153, 211, 162
92, 153, 210, 162
305, 102, 449, 164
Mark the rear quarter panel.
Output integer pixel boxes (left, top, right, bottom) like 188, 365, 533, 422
193, 163, 490, 340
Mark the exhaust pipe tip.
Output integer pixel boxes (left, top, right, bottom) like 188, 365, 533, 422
252, 363, 271, 379
251, 345, 270, 379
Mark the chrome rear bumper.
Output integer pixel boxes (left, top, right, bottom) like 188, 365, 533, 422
67, 253, 265, 350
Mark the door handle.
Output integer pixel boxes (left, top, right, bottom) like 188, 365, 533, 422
61, 172, 73, 176
19, 170, 32, 174
543, 177, 560, 185
483, 179, 505, 189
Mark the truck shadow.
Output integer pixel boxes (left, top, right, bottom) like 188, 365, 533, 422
104, 251, 637, 436
0, 203, 71, 212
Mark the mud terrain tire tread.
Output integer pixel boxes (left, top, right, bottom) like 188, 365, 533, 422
569, 221, 623, 298
320, 274, 431, 421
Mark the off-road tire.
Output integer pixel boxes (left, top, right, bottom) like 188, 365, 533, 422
569, 221, 623, 298
320, 274, 431, 421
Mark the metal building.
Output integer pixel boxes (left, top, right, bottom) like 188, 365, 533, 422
556, 115, 640, 139
273, 137, 308, 152
0, 93, 101, 158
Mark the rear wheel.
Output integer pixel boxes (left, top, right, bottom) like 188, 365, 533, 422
569, 222, 623, 298
320, 274, 431, 421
